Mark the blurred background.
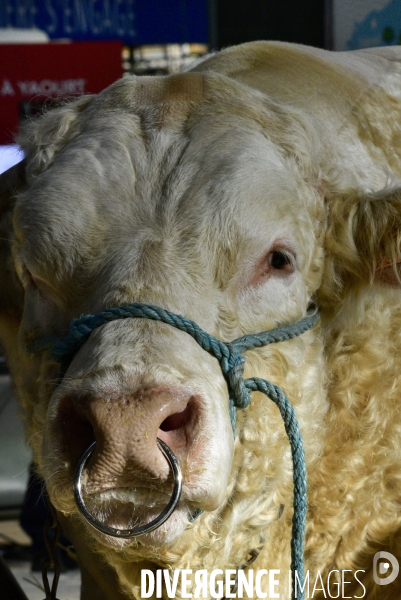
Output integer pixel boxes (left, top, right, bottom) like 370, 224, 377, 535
0, 1, 400, 597
1, 0, 401, 170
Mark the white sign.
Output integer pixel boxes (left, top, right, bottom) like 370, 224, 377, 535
0, 78, 86, 97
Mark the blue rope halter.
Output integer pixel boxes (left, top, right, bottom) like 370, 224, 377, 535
29, 302, 319, 600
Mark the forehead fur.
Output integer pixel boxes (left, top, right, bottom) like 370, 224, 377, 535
18, 71, 319, 177
15, 71, 323, 303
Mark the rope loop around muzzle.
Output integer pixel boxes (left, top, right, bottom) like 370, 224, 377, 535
29, 302, 319, 600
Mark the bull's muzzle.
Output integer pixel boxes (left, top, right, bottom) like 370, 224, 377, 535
30, 301, 318, 599
74, 438, 182, 538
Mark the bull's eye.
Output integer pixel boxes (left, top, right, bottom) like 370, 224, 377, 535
247, 245, 296, 287
18, 261, 54, 300
18, 262, 35, 289
268, 250, 292, 270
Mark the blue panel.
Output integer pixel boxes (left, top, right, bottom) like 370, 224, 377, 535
348, 0, 401, 50
0, 1, 209, 45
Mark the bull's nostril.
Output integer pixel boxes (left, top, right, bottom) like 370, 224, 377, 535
67, 417, 96, 469
76, 419, 96, 456
160, 404, 192, 432
57, 396, 96, 468
157, 398, 198, 462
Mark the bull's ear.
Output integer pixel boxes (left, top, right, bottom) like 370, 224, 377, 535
319, 186, 401, 307
18, 95, 93, 178
0, 160, 26, 358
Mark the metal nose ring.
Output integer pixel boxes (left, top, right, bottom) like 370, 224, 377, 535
73, 438, 183, 538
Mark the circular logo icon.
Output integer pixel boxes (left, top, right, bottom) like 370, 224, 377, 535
373, 551, 399, 585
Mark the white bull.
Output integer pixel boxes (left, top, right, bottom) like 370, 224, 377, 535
1, 41, 401, 599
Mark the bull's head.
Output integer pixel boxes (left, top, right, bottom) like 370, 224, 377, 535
1, 69, 401, 594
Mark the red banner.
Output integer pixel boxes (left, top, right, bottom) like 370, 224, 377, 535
0, 41, 122, 144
